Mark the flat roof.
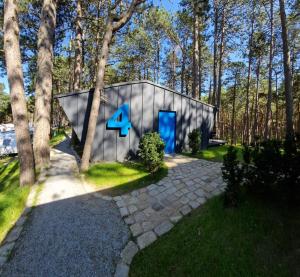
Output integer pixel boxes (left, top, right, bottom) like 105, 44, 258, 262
55, 80, 215, 109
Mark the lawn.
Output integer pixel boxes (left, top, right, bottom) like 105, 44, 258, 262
0, 158, 30, 243
85, 162, 168, 196
184, 144, 243, 162
49, 129, 68, 147
130, 195, 300, 277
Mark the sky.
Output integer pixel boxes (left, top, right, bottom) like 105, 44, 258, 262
0, 0, 181, 94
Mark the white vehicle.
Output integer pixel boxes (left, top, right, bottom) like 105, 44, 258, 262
0, 130, 17, 156
0, 124, 34, 156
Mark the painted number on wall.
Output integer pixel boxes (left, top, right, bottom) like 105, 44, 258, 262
107, 104, 132, 136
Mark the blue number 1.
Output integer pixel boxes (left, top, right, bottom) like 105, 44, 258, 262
107, 104, 132, 136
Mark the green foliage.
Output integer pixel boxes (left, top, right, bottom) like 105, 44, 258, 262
85, 161, 168, 196
49, 129, 67, 147
249, 140, 282, 193
138, 132, 165, 173
183, 145, 243, 162
280, 136, 300, 203
0, 84, 11, 123
240, 138, 300, 204
0, 158, 30, 242
188, 129, 200, 154
222, 146, 243, 207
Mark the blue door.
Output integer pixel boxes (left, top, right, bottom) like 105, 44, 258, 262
158, 111, 176, 154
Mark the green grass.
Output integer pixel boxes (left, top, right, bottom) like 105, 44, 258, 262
85, 162, 168, 196
184, 145, 243, 162
0, 158, 30, 243
49, 129, 67, 147
130, 195, 300, 277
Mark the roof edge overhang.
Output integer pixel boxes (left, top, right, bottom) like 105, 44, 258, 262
54, 80, 216, 109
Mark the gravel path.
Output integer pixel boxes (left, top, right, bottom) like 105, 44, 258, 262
1, 140, 130, 277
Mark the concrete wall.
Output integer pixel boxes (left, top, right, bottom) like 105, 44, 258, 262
57, 80, 215, 161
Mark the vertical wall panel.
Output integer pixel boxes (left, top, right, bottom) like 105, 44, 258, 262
164, 89, 174, 110
60, 94, 78, 137
190, 100, 197, 132
174, 93, 182, 151
153, 86, 164, 131
130, 83, 143, 156
142, 83, 154, 134
77, 91, 95, 143
201, 104, 210, 149
196, 102, 203, 131
103, 87, 118, 161
208, 106, 214, 132
181, 97, 190, 151
92, 96, 105, 161
116, 85, 131, 161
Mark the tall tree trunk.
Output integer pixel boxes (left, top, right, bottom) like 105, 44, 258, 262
192, 9, 199, 99
81, 20, 113, 171
198, 31, 202, 100
244, 6, 255, 145
279, 0, 294, 141
231, 76, 237, 145
171, 49, 176, 89
252, 59, 260, 143
93, 0, 104, 85
208, 78, 212, 104
74, 0, 83, 91
274, 71, 279, 139
215, 6, 226, 138
68, 40, 73, 92
33, 0, 57, 169
212, 0, 219, 105
3, 0, 35, 185
181, 46, 186, 94
80, 0, 145, 171
264, 0, 274, 140
156, 41, 160, 83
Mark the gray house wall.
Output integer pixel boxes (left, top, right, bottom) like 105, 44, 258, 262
56, 80, 215, 162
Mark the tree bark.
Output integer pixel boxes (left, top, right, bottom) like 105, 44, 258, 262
251, 59, 260, 143
181, 46, 186, 94
171, 49, 176, 89
215, 6, 226, 138
93, 0, 104, 85
279, 0, 294, 141
80, 0, 145, 171
74, 0, 83, 91
192, 9, 199, 99
231, 76, 237, 145
33, 0, 57, 169
198, 29, 202, 100
3, 0, 35, 185
264, 0, 274, 140
212, 0, 219, 105
273, 70, 280, 139
244, 7, 255, 145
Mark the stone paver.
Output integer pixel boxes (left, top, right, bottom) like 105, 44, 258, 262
120, 241, 139, 265
116, 154, 225, 255
137, 231, 157, 249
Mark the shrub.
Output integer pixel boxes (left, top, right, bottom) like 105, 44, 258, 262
241, 144, 253, 189
222, 146, 243, 207
249, 140, 282, 194
138, 132, 165, 173
281, 137, 300, 204
222, 137, 300, 206
188, 129, 201, 154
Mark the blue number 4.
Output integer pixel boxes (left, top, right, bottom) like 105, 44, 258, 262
107, 104, 132, 136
